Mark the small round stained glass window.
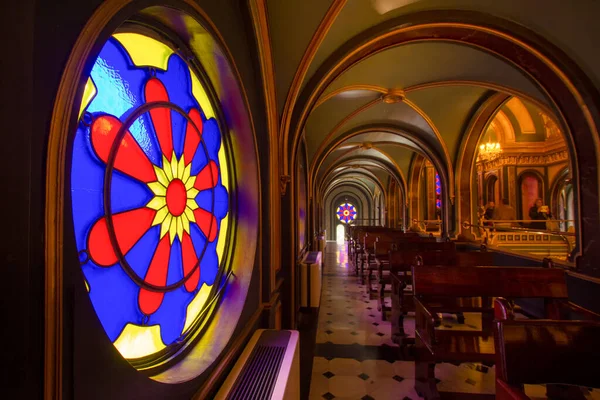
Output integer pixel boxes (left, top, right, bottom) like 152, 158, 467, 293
336, 203, 357, 224
70, 32, 230, 364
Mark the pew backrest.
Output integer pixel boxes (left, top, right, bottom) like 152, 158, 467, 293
454, 251, 495, 267
374, 236, 437, 256
412, 265, 568, 299
495, 319, 600, 388
388, 242, 456, 268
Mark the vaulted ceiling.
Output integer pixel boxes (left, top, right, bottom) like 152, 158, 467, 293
265, 0, 598, 204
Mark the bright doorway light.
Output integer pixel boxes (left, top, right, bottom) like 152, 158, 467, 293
336, 224, 346, 244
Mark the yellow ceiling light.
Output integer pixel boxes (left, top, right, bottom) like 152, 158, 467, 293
370, 0, 421, 15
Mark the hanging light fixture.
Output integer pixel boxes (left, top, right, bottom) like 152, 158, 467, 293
478, 141, 502, 161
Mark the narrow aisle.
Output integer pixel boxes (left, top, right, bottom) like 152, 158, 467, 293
308, 241, 600, 400
308, 242, 420, 400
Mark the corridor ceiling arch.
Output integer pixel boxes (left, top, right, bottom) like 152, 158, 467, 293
270, 4, 600, 271
319, 155, 406, 206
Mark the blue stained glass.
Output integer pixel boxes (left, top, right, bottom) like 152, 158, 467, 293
155, 55, 198, 114
190, 144, 209, 176
212, 185, 229, 220
148, 285, 191, 345
87, 39, 163, 166
194, 183, 228, 219
435, 172, 442, 208
189, 224, 218, 287
83, 262, 141, 341
71, 126, 105, 250
199, 240, 219, 287
70, 34, 229, 359
201, 119, 221, 163
111, 171, 153, 214
166, 238, 183, 286
170, 111, 186, 158
124, 226, 160, 279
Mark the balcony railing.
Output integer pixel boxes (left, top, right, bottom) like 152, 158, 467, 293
462, 220, 576, 261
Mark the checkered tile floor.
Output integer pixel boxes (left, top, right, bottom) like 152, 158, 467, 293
308, 241, 600, 400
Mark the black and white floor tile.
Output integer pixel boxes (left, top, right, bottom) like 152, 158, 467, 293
308, 241, 600, 400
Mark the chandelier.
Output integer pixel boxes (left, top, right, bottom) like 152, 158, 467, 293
478, 142, 502, 161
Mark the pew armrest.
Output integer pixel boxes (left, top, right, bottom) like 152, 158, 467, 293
414, 297, 438, 352
495, 297, 515, 320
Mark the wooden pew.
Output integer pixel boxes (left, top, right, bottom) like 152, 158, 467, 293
364, 232, 432, 293
372, 239, 450, 320
494, 301, 600, 399
387, 244, 464, 342
412, 265, 568, 400
351, 227, 405, 277
349, 226, 373, 274
360, 230, 421, 284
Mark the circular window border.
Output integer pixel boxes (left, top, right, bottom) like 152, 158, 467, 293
46, 0, 260, 390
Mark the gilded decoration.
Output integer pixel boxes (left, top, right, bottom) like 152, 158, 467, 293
476, 150, 569, 172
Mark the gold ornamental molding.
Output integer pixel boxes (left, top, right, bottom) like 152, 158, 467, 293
314, 80, 561, 129
475, 149, 569, 172
306, 85, 453, 200
321, 168, 386, 200
310, 126, 430, 198
316, 144, 407, 198
285, 13, 600, 248
455, 92, 509, 238
284, 19, 600, 194
318, 157, 397, 195
279, 175, 291, 195
314, 84, 387, 108
320, 158, 397, 195
324, 178, 375, 200
279, 0, 346, 171
308, 97, 381, 179
382, 88, 406, 104
248, 0, 281, 285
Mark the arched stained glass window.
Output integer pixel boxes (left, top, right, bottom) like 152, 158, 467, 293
435, 172, 442, 210
70, 32, 230, 362
336, 203, 357, 224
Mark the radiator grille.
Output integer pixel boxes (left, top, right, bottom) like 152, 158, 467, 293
227, 344, 286, 400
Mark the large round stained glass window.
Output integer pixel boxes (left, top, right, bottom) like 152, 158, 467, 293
336, 203, 357, 224
70, 32, 230, 363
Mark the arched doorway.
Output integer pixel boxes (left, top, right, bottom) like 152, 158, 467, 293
485, 175, 500, 205
336, 224, 345, 244
518, 171, 543, 221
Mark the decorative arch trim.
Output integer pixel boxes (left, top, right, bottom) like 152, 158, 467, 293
284, 10, 600, 270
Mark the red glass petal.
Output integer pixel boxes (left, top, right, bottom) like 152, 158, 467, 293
90, 115, 156, 183
183, 108, 203, 164
181, 232, 200, 292
194, 161, 219, 191
88, 208, 156, 267
193, 208, 218, 242
144, 78, 173, 159
138, 235, 171, 315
